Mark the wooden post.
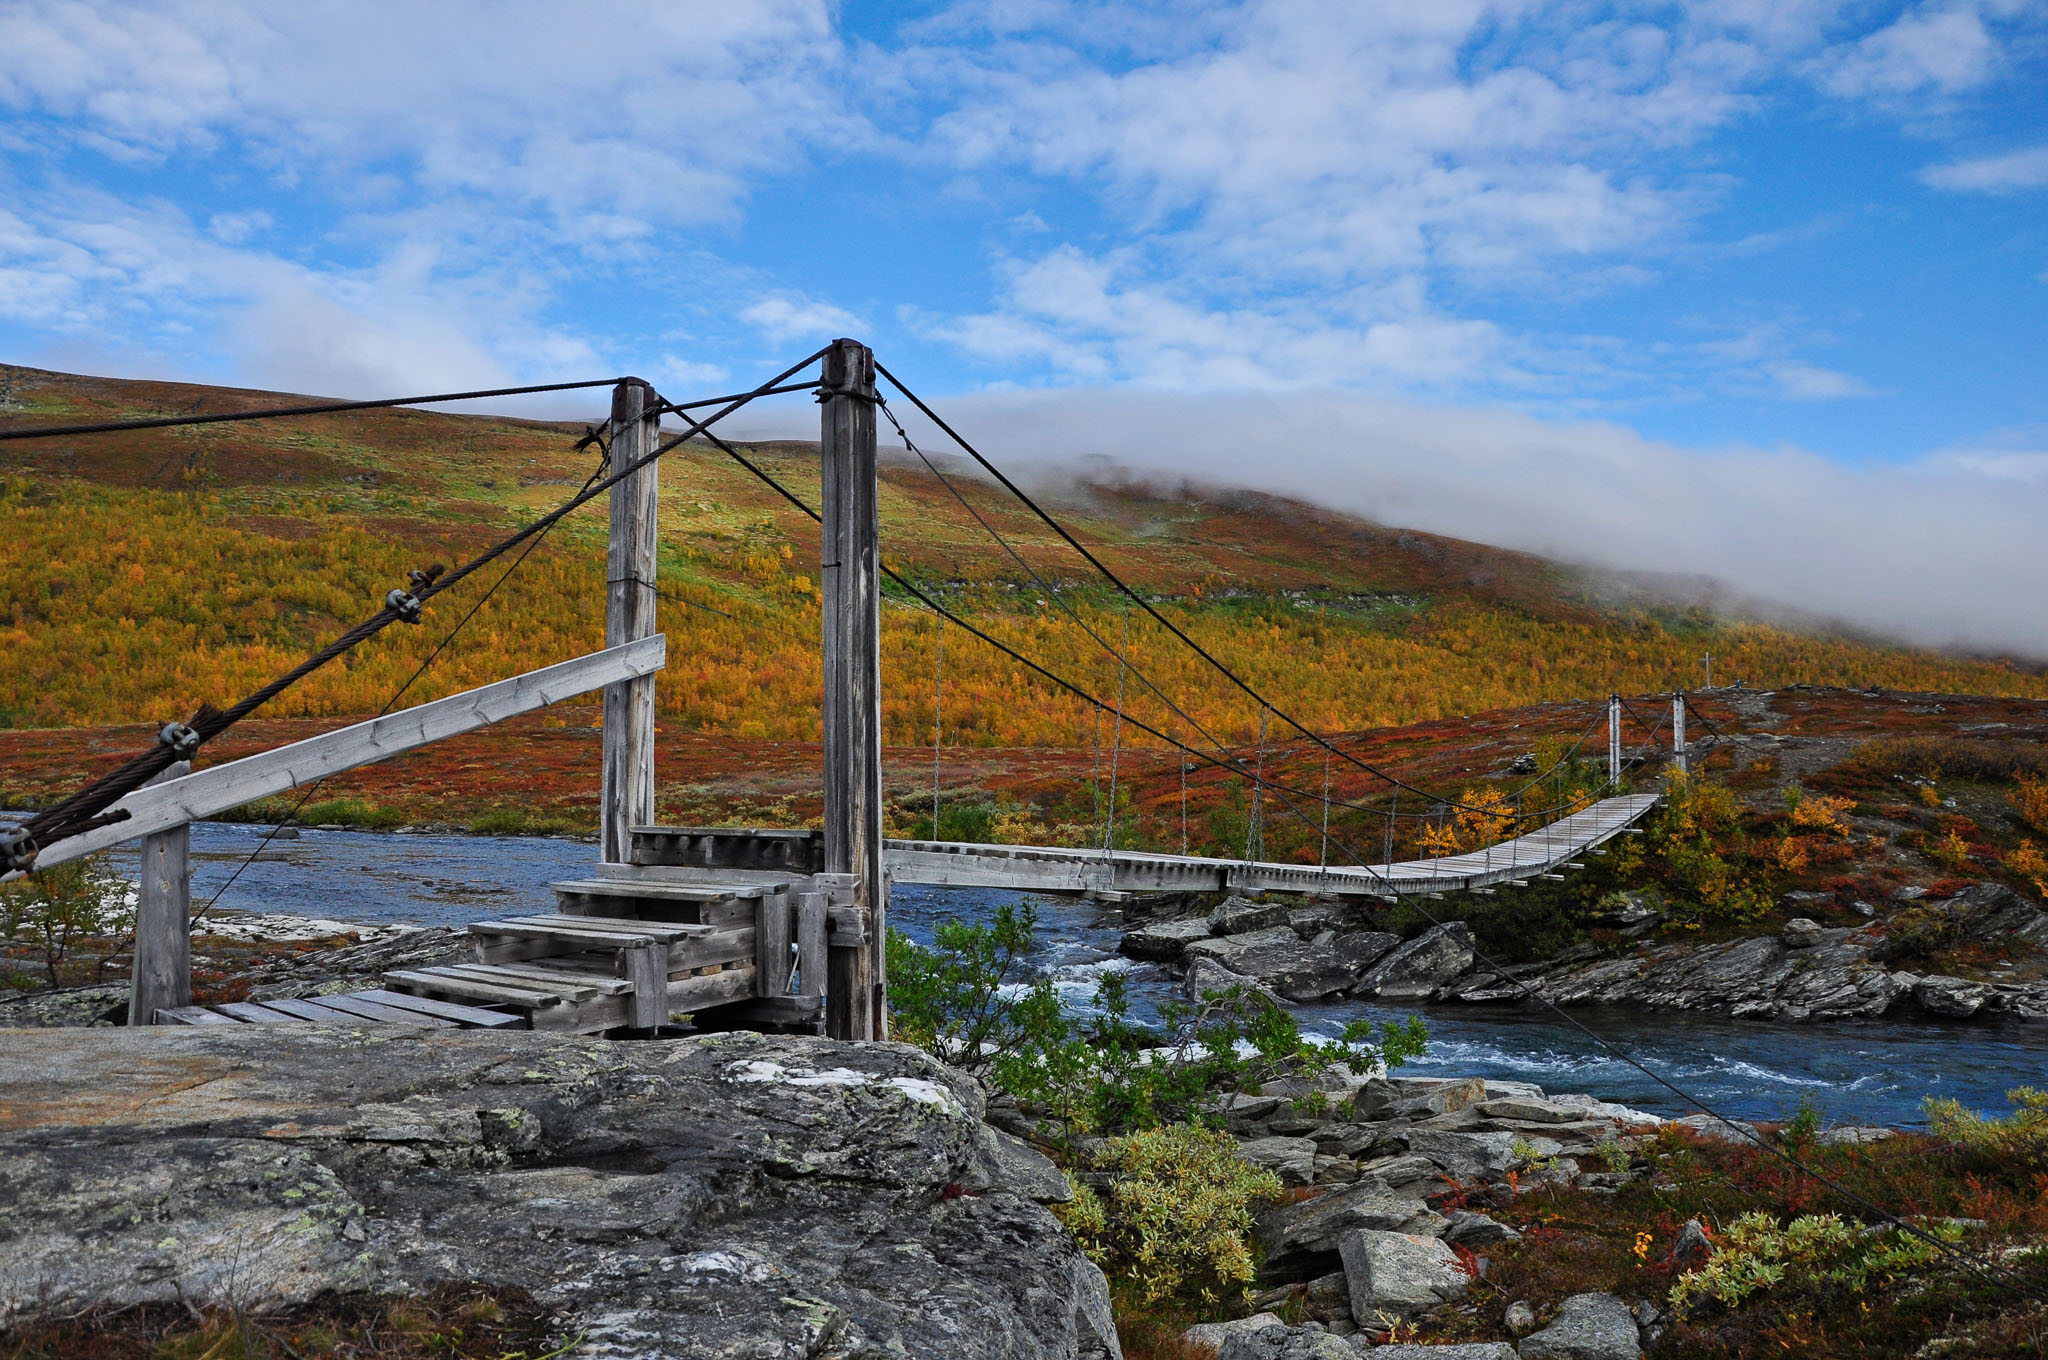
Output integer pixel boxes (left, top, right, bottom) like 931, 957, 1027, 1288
820, 338, 886, 1040
1673, 692, 1688, 774
794, 890, 828, 999
756, 890, 795, 998
127, 760, 191, 1025
1607, 694, 1622, 787
602, 379, 662, 864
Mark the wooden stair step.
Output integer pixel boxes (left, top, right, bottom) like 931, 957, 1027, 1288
551, 877, 771, 902
385, 967, 573, 1008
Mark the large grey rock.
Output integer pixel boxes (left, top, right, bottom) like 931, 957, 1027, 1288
1338, 1228, 1470, 1321
1184, 956, 1289, 1009
1119, 917, 1213, 961
1914, 973, 1997, 1017
1478, 1097, 1580, 1124
1780, 918, 1825, 949
1188, 927, 1381, 1001
1671, 1113, 1760, 1144
1377, 1346, 1518, 1360
1213, 897, 1290, 936
1517, 1292, 1640, 1359
1216, 1323, 1357, 1360
0, 1027, 1121, 1360
1256, 1183, 1448, 1282
1517, 930, 1913, 1023
1182, 1312, 1287, 1350
1939, 881, 2048, 948
1239, 1136, 1320, 1186
1406, 1128, 1521, 1181
1354, 923, 1476, 999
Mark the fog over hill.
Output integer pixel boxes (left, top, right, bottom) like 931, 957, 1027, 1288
732, 386, 2048, 663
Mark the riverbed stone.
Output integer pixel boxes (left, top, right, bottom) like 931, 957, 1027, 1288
1184, 956, 1289, 1009
1256, 1184, 1448, 1282
1216, 1323, 1357, 1360
1516, 1292, 1641, 1360
1213, 897, 1291, 936
0, 1027, 1122, 1359
1187, 927, 1378, 1001
1914, 973, 1997, 1017
1353, 923, 1476, 999
1338, 1228, 1471, 1320
1240, 1136, 1320, 1186
1119, 917, 1213, 961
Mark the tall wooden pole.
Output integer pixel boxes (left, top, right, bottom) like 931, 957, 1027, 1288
601, 379, 662, 864
127, 760, 191, 1025
1673, 692, 1688, 774
820, 338, 886, 1041
1607, 694, 1622, 787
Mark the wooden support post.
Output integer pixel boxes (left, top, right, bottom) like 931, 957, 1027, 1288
756, 889, 795, 998
1608, 694, 1622, 787
794, 890, 828, 998
128, 760, 191, 1026
620, 941, 667, 1030
602, 379, 662, 864
1673, 692, 1688, 774
820, 339, 885, 1040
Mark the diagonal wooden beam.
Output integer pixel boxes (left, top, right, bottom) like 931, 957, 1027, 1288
22, 635, 666, 872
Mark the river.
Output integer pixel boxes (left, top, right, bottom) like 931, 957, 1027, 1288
106, 821, 2048, 1128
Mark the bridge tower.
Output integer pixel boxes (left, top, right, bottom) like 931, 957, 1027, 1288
818, 339, 888, 1040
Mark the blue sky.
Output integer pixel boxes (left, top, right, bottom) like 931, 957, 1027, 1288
3, 1, 2046, 651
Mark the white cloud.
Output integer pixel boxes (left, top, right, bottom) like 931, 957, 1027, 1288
1921, 145, 2048, 192
740, 295, 864, 345
862, 386, 2048, 656
1768, 360, 1878, 400
1813, 2, 1998, 98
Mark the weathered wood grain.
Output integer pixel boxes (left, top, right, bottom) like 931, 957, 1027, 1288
601, 379, 662, 863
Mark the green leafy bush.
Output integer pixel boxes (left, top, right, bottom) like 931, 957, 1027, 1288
1055, 1123, 1283, 1310
1669, 1211, 1957, 1317
0, 854, 132, 989
886, 906, 1426, 1138
1925, 1086, 2048, 1171
1651, 767, 1772, 928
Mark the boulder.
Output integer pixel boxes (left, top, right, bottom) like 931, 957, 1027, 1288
966, 1127, 1073, 1203
1189, 928, 1381, 1001
0, 1027, 1121, 1360
1338, 1228, 1471, 1320
1587, 891, 1661, 932
1939, 881, 2048, 948
1516, 1292, 1641, 1360
1668, 1219, 1713, 1268
1184, 956, 1289, 1009
1477, 1097, 1580, 1124
1216, 1323, 1357, 1360
1526, 931, 1913, 1023
1443, 1211, 1521, 1246
1289, 906, 1343, 938
1183, 1312, 1288, 1350
1335, 930, 1402, 974
1388, 1076, 1489, 1117
1817, 1126, 1895, 1146
1119, 917, 1213, 961
1256, 1184, 1448, 1282
1671, 1113, 1760, 1144
1914, 974, 1997, 1018
1376, 1347, 1518, 1360
1405, 1129, 1521, 1181
1353, 923, 1476, 999
1239, 1136, 1320, 1186
1780, 918, 1824, 949
1213, 897, 1291, 936
1505, 1299, 1539, 1335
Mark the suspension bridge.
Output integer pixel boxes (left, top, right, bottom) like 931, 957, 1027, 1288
0, 340, 1697, 1039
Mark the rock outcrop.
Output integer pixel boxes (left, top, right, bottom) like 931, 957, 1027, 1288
0, 1026, 1120, 1360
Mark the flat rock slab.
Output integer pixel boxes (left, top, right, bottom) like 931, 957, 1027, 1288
1119, 918, 1213, 961
0, 1027, 1121, 1360
1339, 1228, 1470, 1321
1239, 1135, 1320, 1186
1354, 923, 1476, 1000
1256, 1184, 1447, 1282
1217, 1324, 1358, 1360
1517, 1292, 1641, 1360
1375, 1346, 1519, 1360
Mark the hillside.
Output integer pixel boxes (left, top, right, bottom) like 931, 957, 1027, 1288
3, 361, 2044, 764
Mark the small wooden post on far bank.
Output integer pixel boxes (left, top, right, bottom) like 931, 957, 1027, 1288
601, 379, 662, 864
128, 760, 192, 1025
819, 338, 886, 1041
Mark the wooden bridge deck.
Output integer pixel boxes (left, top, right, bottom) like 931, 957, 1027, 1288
882, 794, 1661, 898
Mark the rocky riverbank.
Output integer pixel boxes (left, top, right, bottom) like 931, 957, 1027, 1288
1120, 880, 2048, 1025
0, 1025, 1121, 1360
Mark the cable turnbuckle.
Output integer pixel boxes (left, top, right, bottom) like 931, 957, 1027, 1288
386, 588, 423, 623
0, 825, 35, 874
156, 721, 201, 759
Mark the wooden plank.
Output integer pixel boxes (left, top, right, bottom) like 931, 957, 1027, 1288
488, 913, 704, 938
257, 995, 440, 1027
551, 878, 772, 902
291, 993, 458, 1027
154, 1005, 238, 1026
385, 968, 569, 1009
214, 1001, 307, 1024
128, 760, 192, 1025
352, 989, 524, 1028
621, 941, 667, 1029
36, 637, 668, 869
795, 890, 827, 999
667, 965, 757, 1015
601, 379, 661, 863
430, 962, 607, 1000
756, 890, 793, 998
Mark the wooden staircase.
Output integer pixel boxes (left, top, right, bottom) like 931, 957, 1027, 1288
380, 835, 847, 1034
